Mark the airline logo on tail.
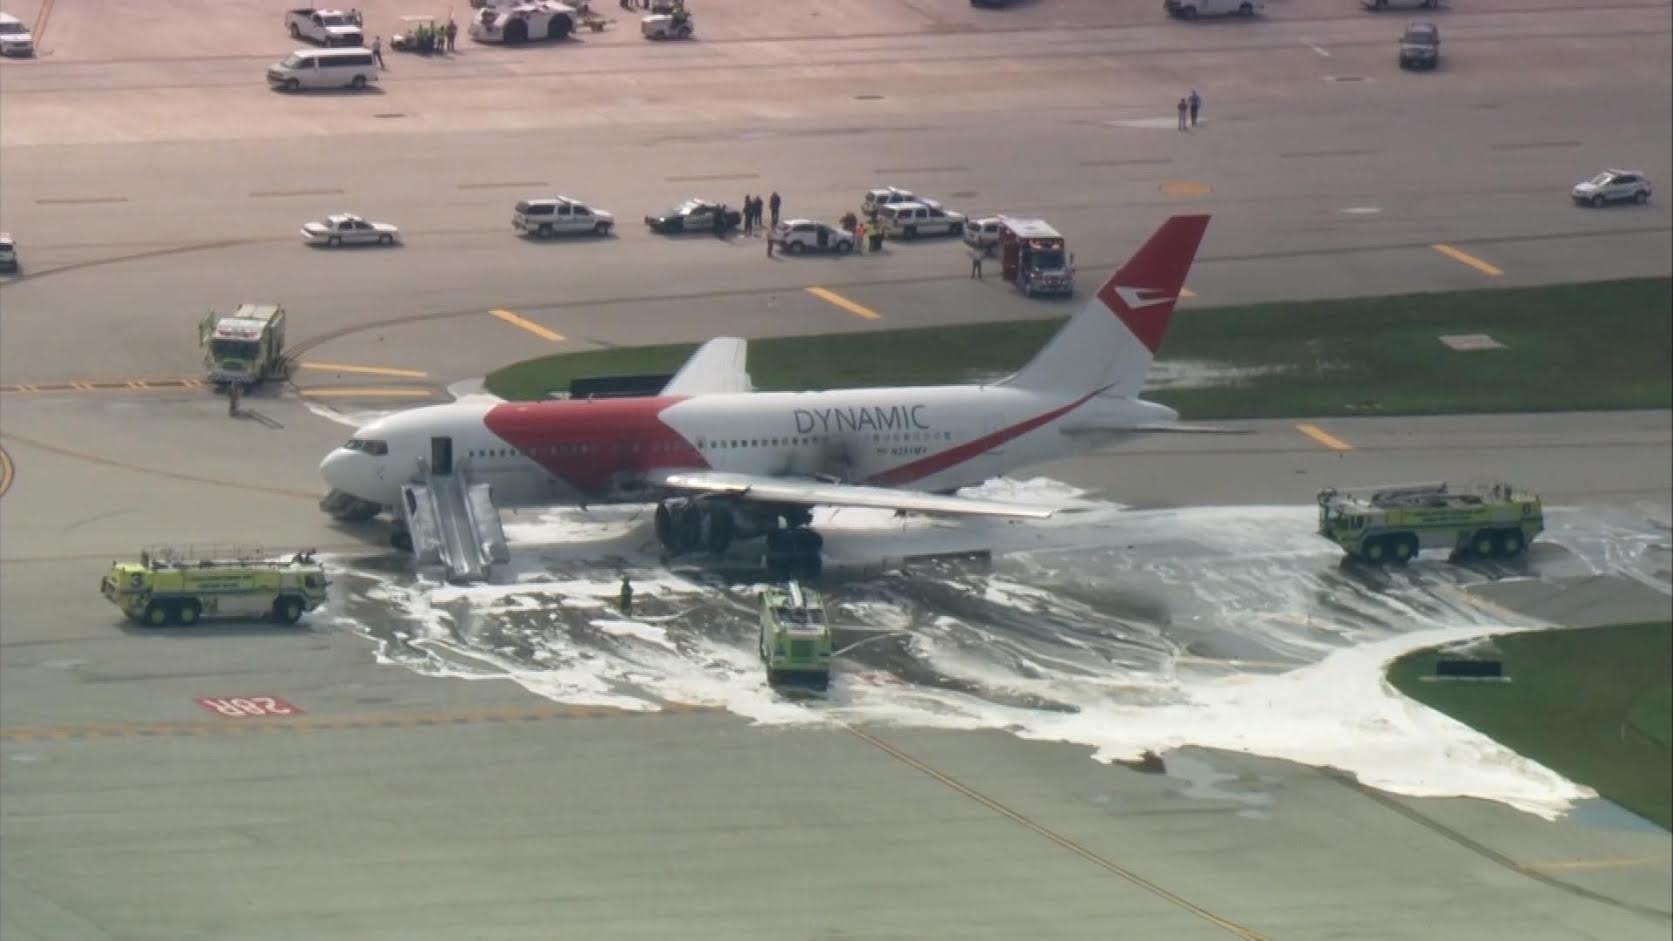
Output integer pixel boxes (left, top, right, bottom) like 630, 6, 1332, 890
1111, 286, 1177, 311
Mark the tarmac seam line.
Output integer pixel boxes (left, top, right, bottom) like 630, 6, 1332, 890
846, 725, 1270, 940
1325, 770, 1673, 922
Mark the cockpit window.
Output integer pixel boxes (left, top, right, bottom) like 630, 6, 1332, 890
345, 437, 389, 456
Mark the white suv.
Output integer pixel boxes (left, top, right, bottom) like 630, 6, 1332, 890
0, 12, 34, 56
1571, 170, 1652, 208
0, 232, 17, 272
875, 202, 966, 239
513, 197, 615, 237
770, 220, 855, 254
863, 187, 942, 215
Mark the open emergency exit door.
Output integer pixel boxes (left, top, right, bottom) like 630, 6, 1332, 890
431, 436, 453, 476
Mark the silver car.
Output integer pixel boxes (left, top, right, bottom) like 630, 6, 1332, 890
1571, 170, 1652, 207
301, 213, 401, 246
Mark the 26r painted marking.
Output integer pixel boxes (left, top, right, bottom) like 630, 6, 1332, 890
196, 696, 302, 718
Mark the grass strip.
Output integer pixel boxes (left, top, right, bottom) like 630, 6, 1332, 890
1388, 621, 1672, 830
485, 278, 1672, 418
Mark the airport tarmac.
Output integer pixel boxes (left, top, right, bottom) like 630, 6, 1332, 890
2, 0, 1671, 938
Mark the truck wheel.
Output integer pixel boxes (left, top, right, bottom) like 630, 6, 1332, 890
1634, 190, 1650, 204
594, 221, 611, 235
1390, 534, 1417, 564
1239, 3, 1253, 14
1496, 529, 1525, 557
1470, 531, 1497, 559
787, 241, 804, 255
378, 233, 393, 245
350, 74, 366, 90
1359, 537, 1387, 564
272, 596, 304, 624
283, 78, 301, 92
549, 15, 573, 40
1180, 5, 1199, 18
177, 601, 202, 626
143, 601, 172, 627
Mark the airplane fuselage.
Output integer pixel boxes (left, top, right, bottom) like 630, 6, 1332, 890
321, 383, 1176, 512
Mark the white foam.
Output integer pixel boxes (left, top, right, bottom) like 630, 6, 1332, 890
323, 480, 1670, 821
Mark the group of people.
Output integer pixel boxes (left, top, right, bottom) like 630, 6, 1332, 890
736, 192, 782, 237
1176, 89, 1204, 130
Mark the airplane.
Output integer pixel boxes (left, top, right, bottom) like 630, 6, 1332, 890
319, 213, 1213, 578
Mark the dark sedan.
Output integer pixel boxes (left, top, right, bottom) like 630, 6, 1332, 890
644, 198, 743, 234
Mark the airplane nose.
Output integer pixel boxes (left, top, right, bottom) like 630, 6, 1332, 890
319, 448, 355, 492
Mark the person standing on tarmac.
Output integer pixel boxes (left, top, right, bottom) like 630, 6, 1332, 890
1188, 89, 1202, 127
372, 35, 385, 69
227, 382, 242, 417
619, 576, 633, 617
768, 191, 782, 229
446, 17, 459, 52
970, 245, 984, 279
1177, 97, 1189, 131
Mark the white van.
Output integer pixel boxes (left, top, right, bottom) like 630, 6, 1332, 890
1165, 0, 1264, 18
267, 47, 379, 91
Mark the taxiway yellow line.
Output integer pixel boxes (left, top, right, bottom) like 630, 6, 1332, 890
297, 387, 435, 399
806, 286, 881, 320
1296, 423, 1353, 452
489, 307, 565, 342
298, 361, 430, 379
1432, 243, 1504, 278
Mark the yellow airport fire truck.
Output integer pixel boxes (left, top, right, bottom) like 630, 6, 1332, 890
101, 546, 329, 627
199, 303, 289, 390
759, 581, 834, 690
1318, 481, 1544, 564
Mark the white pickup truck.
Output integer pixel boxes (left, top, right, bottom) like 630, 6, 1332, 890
285, 8, 364, 47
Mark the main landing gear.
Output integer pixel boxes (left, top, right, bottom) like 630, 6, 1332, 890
655, 499, 824, 581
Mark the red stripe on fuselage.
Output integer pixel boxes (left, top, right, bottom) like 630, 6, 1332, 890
483, 397, 708, 496
866, 387, 1107, 487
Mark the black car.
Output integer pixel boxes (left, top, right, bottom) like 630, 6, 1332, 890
1398, 20, 1440, 70
644, 199, 743, 233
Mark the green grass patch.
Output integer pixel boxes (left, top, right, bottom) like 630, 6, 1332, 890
485, 278, 1673, 418
1388, 622, 1673, 830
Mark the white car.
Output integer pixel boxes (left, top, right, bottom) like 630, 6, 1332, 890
1572, 170, 1652, 207
0, 12, 34, 56
0, 232, 17, 272
1363, 0, 1443, 9
301, 213, 401, 247
770, 220, 856, 255
513, 197, 614, 237
1165, 0, 1264, 18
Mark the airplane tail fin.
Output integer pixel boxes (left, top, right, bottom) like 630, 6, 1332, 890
1002, 214, 1210, 398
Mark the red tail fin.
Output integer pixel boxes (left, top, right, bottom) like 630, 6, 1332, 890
1094, 213, 1211, 354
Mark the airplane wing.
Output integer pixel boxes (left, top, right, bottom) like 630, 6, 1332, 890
646, 469, 1056, 519
661, 337, 752, 396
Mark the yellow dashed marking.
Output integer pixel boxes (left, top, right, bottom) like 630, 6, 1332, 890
298, 361, 429, 379
806, 286, 881, 320
0, 703, 722, 743
1296, 423, 1353, 451
0, 445, 13, 498
1161, 181, 1212, 197
297, 387, 436, 399
490, 307, 566, 342
1432, 243, 1504, 277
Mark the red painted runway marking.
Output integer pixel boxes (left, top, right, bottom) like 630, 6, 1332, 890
195, 696, 302, 718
